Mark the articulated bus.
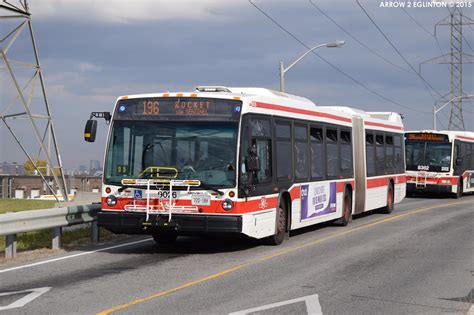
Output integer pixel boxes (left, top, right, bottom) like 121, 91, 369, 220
405, 130, 474, 198
84, 86, 406, 245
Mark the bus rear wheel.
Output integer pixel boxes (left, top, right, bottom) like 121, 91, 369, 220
152, 233, 178, 245
380, 183, 394, 214
267, 199, 287, 246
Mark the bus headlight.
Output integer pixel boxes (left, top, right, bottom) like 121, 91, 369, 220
222, 199, 234, 211
106, 195, 117, 206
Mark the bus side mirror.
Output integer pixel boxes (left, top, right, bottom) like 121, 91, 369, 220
84, 119, 97, 142
455, 157, 463, 166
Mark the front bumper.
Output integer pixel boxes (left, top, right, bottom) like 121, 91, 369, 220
97, 211, 242, 235
406, 183, 454, 194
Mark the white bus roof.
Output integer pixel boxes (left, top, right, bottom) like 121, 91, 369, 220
118, 86, 404, 131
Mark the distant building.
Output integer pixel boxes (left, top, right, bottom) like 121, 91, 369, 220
0, 174, 102, 199
0, 162, 25, 175
89, 160, 101, 175
76, 165, 88, 175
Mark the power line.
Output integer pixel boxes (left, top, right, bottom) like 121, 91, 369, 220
401, 7, 448, 58
356, 0, 443, 102
308, 0, 411, 74
248, 0, 429, 114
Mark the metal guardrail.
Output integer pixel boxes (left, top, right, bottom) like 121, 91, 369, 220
0, 204, 101, 259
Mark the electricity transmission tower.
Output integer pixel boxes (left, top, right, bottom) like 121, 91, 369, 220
0, 0, 69, 201
420, 7, 474, 131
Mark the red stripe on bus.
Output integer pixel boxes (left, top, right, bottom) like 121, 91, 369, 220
457, 136, 474, 141
364, 121, 403, 131
406, 176, 459, 185
367, 175, 405, 188
255, 102, 352, 123
289, 185, 301, 200
336, 180, 355, 193
367, 177, 389, 188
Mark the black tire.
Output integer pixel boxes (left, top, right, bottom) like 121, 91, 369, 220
380, 183, 394, 214
334, 189, 352, 226
267, 199, 287, 246
453, 178, 463, 199
152, 233, 178, 245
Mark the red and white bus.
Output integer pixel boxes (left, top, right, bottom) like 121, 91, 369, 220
84, 86, 406, 245
405, 130, 474, 198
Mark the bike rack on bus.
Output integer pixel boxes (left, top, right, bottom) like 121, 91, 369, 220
415, 171, 428, 189
122, 166, 201, 222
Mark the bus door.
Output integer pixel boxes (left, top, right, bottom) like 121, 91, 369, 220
239, 115, 274, 198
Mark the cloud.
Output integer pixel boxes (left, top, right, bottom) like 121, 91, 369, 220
75, 62, 103, 73
29, 0, 245, 23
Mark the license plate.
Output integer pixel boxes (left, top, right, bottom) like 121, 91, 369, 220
192, 195, 211, 206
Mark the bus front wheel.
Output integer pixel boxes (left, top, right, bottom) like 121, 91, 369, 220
267, 199, 287, 246
454, 178, 463, 199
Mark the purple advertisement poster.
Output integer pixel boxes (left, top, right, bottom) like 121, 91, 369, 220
301, 182, 337, 221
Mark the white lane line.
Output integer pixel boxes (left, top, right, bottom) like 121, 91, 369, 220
0, 287, 51, 310
229, 294, 323, 315
0, 238, 153, 274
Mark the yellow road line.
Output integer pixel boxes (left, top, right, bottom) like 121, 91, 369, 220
97, 199, 472, 315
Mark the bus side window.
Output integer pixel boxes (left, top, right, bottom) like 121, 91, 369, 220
276, 122, 292, 181
310, 126, 325, 179
294, 125, 309, 181
394, 135, 404, 173
366, 132, 375, 176
375, 134, 385, 175
340, 130, 352, 176
385, 135, 394, 174
326, 128, 338, 178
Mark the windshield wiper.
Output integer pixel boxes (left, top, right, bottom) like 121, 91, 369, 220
199, 182, 224, 196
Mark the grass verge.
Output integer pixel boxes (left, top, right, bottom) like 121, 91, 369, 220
0, 199, 56, 214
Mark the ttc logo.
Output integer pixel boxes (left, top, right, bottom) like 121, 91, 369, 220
258, 196, 268, 210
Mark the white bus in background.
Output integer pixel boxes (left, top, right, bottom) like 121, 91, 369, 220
84, 86, 406, 245
405, 130, 474, 198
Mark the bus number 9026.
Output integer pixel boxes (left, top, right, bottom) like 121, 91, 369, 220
156, 191, 177, 199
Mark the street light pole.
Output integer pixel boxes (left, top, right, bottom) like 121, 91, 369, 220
433, 94, 474, 130
279, 40, 345, 92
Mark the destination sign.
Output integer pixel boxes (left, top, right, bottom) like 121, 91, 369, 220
114, 97, 242, 121
406, 133, 449, 142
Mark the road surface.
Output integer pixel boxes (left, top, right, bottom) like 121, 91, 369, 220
0, 195, 472, 314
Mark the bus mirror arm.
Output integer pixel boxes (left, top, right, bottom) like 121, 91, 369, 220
89, 111, 111, 124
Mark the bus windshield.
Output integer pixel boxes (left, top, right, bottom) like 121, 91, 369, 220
405, 141, 452, 172
104, 121, 238, 187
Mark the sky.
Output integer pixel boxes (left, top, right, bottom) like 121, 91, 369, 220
0, 0, 473, 169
